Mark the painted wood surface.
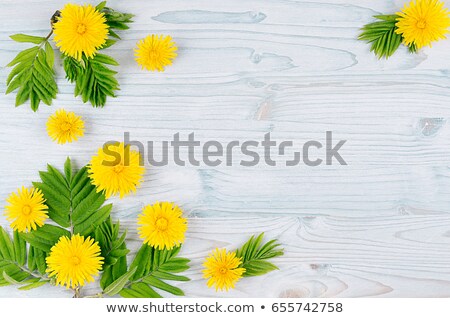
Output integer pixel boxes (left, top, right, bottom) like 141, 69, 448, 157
0, 0, 450, 297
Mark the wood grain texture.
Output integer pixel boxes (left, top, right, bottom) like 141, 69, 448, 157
0, 0, 450, 297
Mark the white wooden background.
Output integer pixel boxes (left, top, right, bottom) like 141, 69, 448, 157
1, 0, 450, 297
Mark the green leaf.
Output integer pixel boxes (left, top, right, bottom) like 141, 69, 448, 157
32, 247, 47, 275
103, 267, 137, 296
64, 157, 72, 183
101, 39, 116, 49
44, 42, 55, 72
152, 271, 190, 282
358, 15, 403, 59
120, 244, 190, 297
408, 42, 418, 53
2, 271, 21, 285
6, 41, 57, 111
93, 53, 120, 66
13, 231, 26, 266
97, 218, 129, 290
0, 226, 49, 290
235, 233, 283, 277
0, 227, 14, 261
96, 1, 107, 11
64, 54, 119, 107
10, 34, 46, 44
241, 259, 278, 276
32, 160, 112, 239
18, 280, 48, 290
101, 6, 134, 39
20, 224, 70, 252
121, 282, 162, 298
142, 276, 184, 296
7, 46, 39, 67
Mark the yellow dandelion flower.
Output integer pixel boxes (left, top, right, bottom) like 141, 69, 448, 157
137, 202, 187, 250
53, 3, 109, 60
88, 142, 145, 198
5, 187, 48, 233
396, 0, 450, 49
135, 34, 178, 72
46, 234, 104, 289
203, 248, 246, 291
46, 109, 85, 144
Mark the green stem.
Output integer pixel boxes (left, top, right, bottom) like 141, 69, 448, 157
17, 264, 49, 281
44, 30, 53, 42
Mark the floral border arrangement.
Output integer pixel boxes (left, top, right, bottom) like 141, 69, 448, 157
0, 156, 283, 297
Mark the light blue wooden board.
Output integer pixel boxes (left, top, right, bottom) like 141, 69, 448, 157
0, 0, 450, 297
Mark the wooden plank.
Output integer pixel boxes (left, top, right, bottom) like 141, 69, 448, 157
1, 217, 450, 297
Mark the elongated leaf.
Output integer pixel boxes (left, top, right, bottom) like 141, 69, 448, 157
120, 244, 190, 297
3, 271, 21, 284
143, 276, 184, 296
0, 227, 14, 260
358, 15, 403, 59
18, 280, 48, 290
32, 160, 112, 240
152, 271, 190, 282
6, 39, 57, 111
10, 34, 46, 44
101, 6, 134, 39
235, 233, 283, 277
242, 259, 278, 277
103, 267, 137, 296
124, 282, 162, 298
64, 53, 119, 107
13, 231, 26, 266
97, 218, 129, 290
0, 226, 49, 290
20, 224, 70, 252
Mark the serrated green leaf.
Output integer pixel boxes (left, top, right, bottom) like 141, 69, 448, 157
73, 204, 112, 236
123, 244, 190, 298
6, 41, 57, 110
102, 6, 134, 39
97, 218, 129, 290
34, 160, 113, 240
358, 15, 403, 59
0, 227, 49, 289
20, 224, 70, 252
235, 233, 283, 277
0, 227, 14, 260
130, 244, 152, 280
